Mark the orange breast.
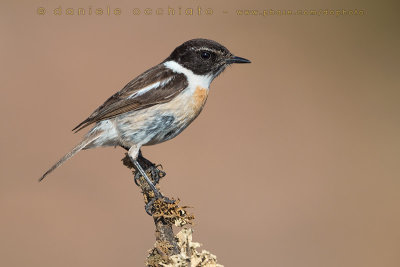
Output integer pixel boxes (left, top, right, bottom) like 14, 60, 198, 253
192, 86, 209, 112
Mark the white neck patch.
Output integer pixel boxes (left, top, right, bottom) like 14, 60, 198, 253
163, 60, 213, 89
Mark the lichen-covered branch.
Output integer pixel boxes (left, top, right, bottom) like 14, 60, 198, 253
121, 154, 223, 267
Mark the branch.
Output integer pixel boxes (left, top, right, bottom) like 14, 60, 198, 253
121, 154, 223, 267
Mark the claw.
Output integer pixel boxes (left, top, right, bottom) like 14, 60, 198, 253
134, 172, 142, 186
128, 154, 171, 216
150, 165, 166, 185
162, 196, 175, 204
134, 165, 165, 186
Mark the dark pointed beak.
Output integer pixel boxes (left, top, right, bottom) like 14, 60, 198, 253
226, 56, 251, 64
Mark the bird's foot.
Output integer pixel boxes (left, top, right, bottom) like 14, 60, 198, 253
134, 164, 166, 187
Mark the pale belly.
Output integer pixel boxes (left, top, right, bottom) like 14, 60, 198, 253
114, 86, 209, 147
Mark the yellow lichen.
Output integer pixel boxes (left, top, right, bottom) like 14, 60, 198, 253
148, 228, 223, 267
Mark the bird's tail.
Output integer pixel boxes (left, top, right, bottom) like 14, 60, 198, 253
39, 133, 101, 182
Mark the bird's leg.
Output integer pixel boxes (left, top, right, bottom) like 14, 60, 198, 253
122, 146, 165, 186
136, 150, 166, 186
133, 160, 162, 197
128, 146, 174, 215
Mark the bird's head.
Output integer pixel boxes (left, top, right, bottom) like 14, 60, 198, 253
166, 38, 251, 79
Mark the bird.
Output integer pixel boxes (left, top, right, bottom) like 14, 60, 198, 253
39, 38, 251, 207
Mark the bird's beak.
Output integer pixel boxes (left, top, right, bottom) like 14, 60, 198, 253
226, 56, 251, 64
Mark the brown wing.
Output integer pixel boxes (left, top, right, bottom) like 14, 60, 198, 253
72, 64, 188, 132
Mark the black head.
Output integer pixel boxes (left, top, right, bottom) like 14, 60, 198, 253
165, 38, 251, 77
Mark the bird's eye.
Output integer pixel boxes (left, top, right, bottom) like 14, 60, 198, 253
200, 51, 211, 60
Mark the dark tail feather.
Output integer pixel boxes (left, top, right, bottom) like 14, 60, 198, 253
72, 118, 91, 133
39, 133, 100, 182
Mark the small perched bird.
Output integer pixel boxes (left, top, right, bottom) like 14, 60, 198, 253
40, 38, 250, 206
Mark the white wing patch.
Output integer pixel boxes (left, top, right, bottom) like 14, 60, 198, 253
127, 77, 173, 99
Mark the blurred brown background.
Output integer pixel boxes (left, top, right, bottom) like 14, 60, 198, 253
1, 0, 399, 266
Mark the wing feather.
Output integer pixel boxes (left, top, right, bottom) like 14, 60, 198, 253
72, 64, 187, 132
